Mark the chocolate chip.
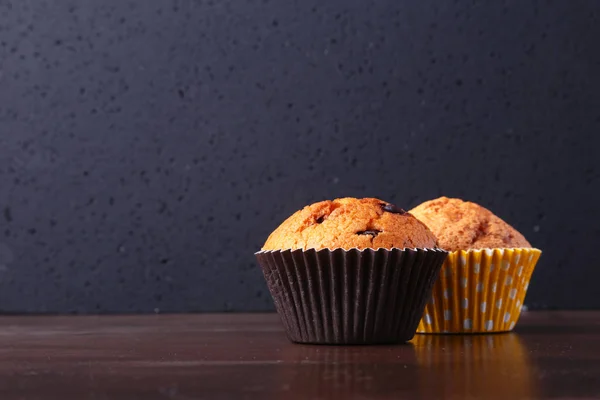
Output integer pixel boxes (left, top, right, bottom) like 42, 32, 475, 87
381, 203, 406, 214
357, 230, 381, 237
316, 216, 325, 223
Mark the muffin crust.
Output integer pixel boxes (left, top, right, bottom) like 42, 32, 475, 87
409, 197, 531, 251
262, 197, 438, 251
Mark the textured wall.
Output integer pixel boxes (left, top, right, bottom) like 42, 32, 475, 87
0, 1, 598, 313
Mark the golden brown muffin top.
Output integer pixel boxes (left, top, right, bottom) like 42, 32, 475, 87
409, 197, 531, 251
262, 197, 438, 251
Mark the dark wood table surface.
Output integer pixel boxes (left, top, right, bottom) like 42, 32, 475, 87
0, 312, 598, 399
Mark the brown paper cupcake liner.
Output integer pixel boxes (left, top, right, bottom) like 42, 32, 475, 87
256, 247, 447, 344
417, 248, 542, 334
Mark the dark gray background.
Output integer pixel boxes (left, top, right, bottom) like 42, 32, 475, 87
0, 1, 598, 313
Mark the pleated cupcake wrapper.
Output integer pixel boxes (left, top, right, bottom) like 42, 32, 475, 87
417, 248, 542, 334
256, 248, 448, 344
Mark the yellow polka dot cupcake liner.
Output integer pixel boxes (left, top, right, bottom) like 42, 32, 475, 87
416, 248, 541, 334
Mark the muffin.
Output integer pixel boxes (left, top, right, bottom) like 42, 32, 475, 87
256, 197, 448, 344
409, 197, 530, 251
410, 197, 541, 333
262, 197, 438, 251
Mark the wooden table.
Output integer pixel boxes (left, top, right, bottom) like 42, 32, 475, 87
0, 312, 597, 399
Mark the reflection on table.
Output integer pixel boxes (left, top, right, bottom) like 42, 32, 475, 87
275, 333, 536, 399
412, 333, 536, 398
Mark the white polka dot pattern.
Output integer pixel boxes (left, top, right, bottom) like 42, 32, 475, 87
416, 248, 541, 334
